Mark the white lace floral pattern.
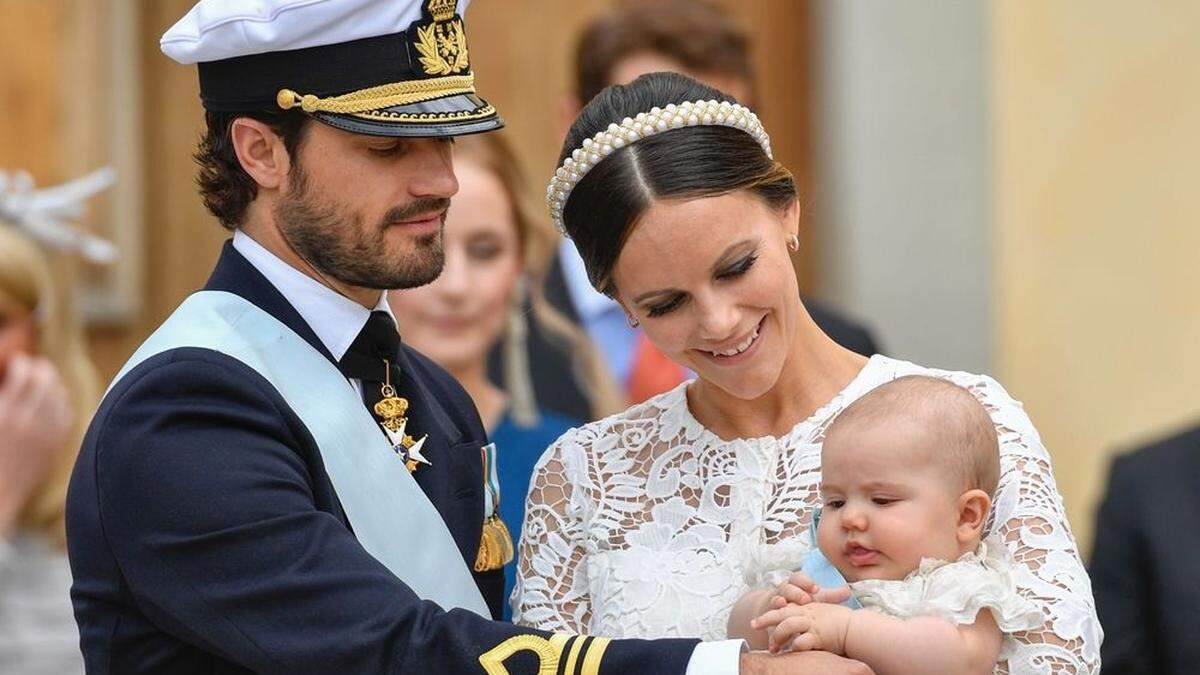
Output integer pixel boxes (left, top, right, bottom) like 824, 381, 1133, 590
513, 355, 1102, 674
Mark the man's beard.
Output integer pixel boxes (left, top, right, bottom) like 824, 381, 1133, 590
273, 163, 448, 290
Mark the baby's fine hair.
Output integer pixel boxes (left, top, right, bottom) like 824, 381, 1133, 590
827, 375, 1001, 496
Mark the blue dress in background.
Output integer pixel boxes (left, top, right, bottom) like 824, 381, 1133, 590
490, 407, 579, 620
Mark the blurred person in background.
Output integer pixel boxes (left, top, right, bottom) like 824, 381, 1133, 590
1090, 422, 1200, 674
490, 0, 881, 422
0, 224, 97, 674
388, 131, 622, 618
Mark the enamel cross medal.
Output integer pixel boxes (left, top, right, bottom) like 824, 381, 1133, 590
373, 360, 430, 473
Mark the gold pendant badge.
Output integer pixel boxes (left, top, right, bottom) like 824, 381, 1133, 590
373, 383, 409, 428
374, 365, 430, 473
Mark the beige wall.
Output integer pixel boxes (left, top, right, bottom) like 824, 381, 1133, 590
994, 0, 1200, 554
813, 0, 992, 374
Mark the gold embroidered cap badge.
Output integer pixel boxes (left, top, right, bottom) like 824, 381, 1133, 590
414, 0, 469, 77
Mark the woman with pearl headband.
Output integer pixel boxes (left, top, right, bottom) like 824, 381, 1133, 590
513, 72, 1101, 674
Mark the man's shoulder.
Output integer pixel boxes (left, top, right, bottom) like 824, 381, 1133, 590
1113, 422, 1200, 483
102, 346, 282, 407
91, 346, 303, 455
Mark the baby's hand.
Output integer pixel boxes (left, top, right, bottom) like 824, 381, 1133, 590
752, 602, 854, 655
768, 572, 852, 610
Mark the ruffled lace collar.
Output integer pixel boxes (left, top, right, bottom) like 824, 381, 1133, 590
850, 535, 1044, 637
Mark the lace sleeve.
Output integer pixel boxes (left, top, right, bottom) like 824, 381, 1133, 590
963, 374, 1103, 674
511, 428, 593, 632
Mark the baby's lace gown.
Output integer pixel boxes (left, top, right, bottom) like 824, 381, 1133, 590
513, 355, 1102, 673
850, 535, 1044, 660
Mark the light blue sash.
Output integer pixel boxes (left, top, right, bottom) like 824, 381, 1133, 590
111, 290, 489, 616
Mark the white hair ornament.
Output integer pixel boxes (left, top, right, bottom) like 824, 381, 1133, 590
546, 99, 773, 233
0, 167, 118, 264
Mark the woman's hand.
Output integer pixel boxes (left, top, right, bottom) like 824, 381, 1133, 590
753, 602, 855, 655
0, 352, 74, 536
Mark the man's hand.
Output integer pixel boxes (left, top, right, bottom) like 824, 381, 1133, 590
739, 650, 875, 675
752, 602, 854, 655
768, 571, 852, 610
0, 353, 74, 536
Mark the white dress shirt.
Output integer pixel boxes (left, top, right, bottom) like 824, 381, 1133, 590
232, 230, 396, 397
233, 230, 743, 673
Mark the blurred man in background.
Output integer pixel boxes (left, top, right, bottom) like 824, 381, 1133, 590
1090, 422, 1200, 674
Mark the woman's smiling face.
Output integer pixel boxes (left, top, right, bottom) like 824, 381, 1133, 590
610, 190, 800, 400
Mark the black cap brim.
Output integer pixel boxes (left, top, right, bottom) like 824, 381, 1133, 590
311, 91, 503, 138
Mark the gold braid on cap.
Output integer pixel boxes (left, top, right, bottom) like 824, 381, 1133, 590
276, 73, 476, 115
546, 99, 773, 234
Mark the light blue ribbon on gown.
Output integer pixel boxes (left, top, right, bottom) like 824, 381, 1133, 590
110, 290, 490, 617
799, 508, 862, 609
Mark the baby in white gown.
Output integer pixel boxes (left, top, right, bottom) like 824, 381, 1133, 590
728, 375, 1041, 674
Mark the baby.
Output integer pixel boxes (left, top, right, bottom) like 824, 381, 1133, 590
728, 375, 1040, 674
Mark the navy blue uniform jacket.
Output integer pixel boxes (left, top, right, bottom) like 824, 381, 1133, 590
1091, 424, 1200, 675
66, 243, 697, 674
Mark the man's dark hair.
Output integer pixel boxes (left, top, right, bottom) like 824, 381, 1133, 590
194, 110, 310, 230
574, 0, 756, 108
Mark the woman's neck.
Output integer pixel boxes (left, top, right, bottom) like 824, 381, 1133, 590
446, 357, 507, 432
687, 314, 869, 441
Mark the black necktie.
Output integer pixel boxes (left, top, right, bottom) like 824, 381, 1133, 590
338, 311, 402, 420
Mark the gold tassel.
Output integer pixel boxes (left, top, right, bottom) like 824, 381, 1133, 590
474, 515, 515, 572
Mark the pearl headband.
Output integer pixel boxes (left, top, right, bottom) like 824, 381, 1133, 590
546, 99, 773, 233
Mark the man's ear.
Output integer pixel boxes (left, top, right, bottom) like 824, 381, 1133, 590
956, 488, 992, 544
229, 117, 291, 191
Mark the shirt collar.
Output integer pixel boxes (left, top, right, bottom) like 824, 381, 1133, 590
557, 238, 620, 320
232, 230, 396, 362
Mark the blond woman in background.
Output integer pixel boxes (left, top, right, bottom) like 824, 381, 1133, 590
0, 225, 99, 674
389, 131, 621, 619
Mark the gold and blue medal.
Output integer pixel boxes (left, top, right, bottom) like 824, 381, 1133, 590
473, 442, 514, 572
374, 360, 430, 473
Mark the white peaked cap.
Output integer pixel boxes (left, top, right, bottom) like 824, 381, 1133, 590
162, 0, 468, 65
157, 0, 500, 138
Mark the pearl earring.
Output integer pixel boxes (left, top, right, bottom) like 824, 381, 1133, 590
787, 234, 800, 252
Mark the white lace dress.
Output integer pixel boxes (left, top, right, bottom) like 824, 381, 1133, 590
512, 355, 1102, 674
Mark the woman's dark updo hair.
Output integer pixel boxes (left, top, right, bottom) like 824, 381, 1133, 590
559, 72, 796, 295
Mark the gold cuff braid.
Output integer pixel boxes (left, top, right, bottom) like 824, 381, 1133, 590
479, 634, 612, 675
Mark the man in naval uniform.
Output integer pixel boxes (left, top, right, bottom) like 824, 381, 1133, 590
65, 2, 871, 674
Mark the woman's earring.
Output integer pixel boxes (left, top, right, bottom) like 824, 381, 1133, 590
787, 234, 801, 252
504, 276, 538, 426
626, 313, 640, 328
